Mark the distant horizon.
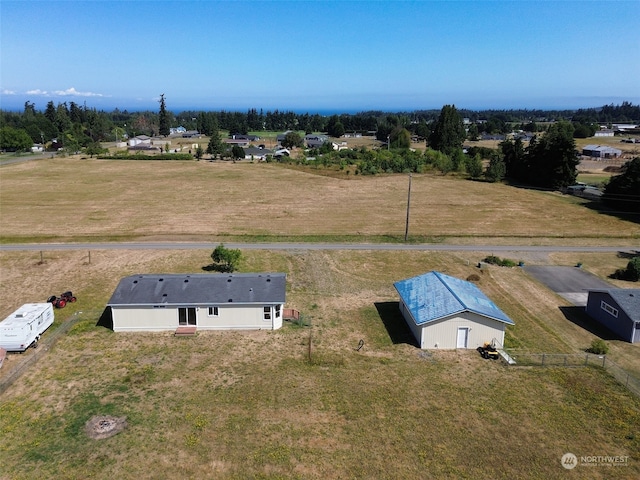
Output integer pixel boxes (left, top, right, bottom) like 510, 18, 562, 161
3, 97, 639, 116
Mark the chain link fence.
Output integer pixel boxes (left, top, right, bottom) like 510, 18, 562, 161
505, 350, 640, 398
0, 311, 89, 396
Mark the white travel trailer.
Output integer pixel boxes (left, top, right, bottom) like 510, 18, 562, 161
0, 303, 55, 352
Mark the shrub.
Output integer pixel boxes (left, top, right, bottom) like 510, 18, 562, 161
483, 255, 517, 267
586, 339, 609, 355
612, 256, 640, 281
626, 257, 640, 281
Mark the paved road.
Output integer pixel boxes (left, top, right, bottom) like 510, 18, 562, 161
0, 152, 57, 166
524, 265, 616, 306
0, 242, 637, 253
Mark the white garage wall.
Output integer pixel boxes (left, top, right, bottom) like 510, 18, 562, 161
420, 311, 505, 349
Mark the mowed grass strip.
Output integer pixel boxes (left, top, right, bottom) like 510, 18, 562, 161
1, 158, 638, 243
0, 248, 638, 479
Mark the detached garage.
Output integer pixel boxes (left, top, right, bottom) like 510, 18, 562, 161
105, 273, 286, 332
586, 289, 640, 343
394, 271, 515, 349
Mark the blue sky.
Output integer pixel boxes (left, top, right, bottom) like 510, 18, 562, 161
1, 0, 639, 113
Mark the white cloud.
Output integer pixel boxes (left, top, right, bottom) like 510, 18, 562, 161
53, 87, 104, 97
26, 89, 48, 95
1, 89, 17, 95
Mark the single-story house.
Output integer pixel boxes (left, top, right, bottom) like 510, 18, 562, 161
582, 145, 622, 158
128, 135, 151, 147
170, 126, 187, 135
244, 147, 274, 161
276, 131, 293, 142
394, 271, 515, 349
594, 129, 615, 137
231, 134, 260, 141
305, 134, 329, 148
103, 273, 286, 333
181, 130, 201, 138
585, 289, 640, 343
223, 138, 251, 148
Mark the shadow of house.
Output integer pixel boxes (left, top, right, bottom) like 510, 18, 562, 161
559, 306, 622, 342
97, 307, 114, 331
617, 250, 640, 260
374, 301, 419, 347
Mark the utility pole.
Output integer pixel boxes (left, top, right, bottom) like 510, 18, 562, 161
404, 174, 412, 242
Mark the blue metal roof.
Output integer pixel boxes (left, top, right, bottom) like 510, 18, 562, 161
393, 271, 514, 326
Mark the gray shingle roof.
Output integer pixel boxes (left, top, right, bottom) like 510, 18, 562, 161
107, 273, 286, 306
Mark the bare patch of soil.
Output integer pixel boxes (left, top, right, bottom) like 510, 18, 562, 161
85, 415, 127, 440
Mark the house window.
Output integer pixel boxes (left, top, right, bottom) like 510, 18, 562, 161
208, 307, 219, 317
263, 306, 271, 321
275, 305, 281, 318
600, 301, 618, 318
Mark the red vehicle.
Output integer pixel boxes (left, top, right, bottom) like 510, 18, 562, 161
47, 291, 77, 309
60, 291, 77, 303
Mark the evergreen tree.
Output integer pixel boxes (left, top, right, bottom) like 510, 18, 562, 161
158, 94, 170, 136
501, 137, 527, 181
206, 121, 224, 158
429, 105, 465, 156
603, 157, 640, 212
231, 145, 245, 159
526, 121, 578, 189
485, 152, 506, 183
44, 101, 56, 124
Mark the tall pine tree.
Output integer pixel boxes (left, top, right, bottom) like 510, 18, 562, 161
429, 105, 465, 157
158, 94, 170, 137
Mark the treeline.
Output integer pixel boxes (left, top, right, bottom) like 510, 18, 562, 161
2, 100, 639, 150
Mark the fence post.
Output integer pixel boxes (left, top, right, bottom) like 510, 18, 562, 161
585, 353, 589, 365
602, 355, 606, 368
542, 353, 545, 366
564, 356, 567, 366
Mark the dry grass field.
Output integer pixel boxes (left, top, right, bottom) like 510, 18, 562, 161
1, 158, 638, 244
0, 158, 639, 479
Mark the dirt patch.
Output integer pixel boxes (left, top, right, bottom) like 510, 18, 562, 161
85, 415, 127, 440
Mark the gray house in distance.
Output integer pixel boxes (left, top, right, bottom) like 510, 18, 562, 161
304, 134, 329, 148
585, 289, 640, 343
104, 273, 286, 333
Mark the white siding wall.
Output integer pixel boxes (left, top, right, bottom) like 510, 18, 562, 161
112, 306, 176, 332
419, 311, 505, 349
112, 303, 284, 332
